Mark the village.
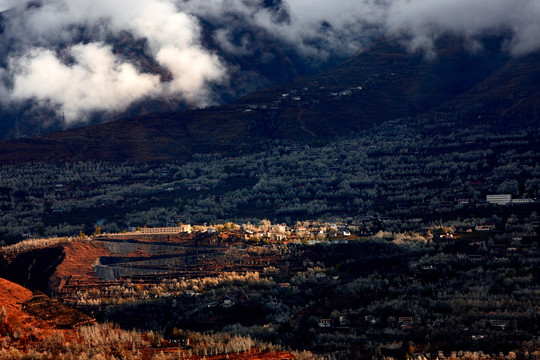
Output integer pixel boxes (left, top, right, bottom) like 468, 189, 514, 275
98, 214, 539, 359
2, 210, 536, 359
0, 97, 538, 244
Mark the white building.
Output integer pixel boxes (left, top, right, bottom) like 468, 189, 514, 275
140, 225, 192, 234
486, 194, 511, 205
511, 198, 534, 204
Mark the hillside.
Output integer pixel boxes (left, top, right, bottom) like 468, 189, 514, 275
1, 226, 539, 358
0, 275, 301, 359
0, 277, 46, 347
0, 277, 34, 319
0, 239, 108, 295
0, 277, 92, 342
0, 36, 537, 164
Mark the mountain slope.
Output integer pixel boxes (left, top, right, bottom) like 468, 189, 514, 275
259, 35, 510, 137
0, 107, 253, 163
0, 36, 537, 164
0, 5, 344, 142
0, 277, 93, 335
0, 277, 34, 315
432, 49, 540, 123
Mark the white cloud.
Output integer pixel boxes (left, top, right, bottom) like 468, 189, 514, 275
0, 0, 20, 12
2, 0, 227, 124
175, 0, 540, 60
178, 0, 384, 59
10, 43, 161, 123
157, 46, 225, 103
385, 0, 540, 56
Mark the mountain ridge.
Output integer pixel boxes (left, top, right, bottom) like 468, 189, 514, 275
0, 4, 347, 141
0, 36, 538, 164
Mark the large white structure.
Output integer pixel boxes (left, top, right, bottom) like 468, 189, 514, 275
511, 198, 534, 204
140, 225, 192, 234
486, 194, 511, 205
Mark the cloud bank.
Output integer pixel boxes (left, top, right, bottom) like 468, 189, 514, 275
386, 0, 540, 57
1, 0, 227, 123
10, 43, 161, 121
1, 0, 539, 126
0, 0, 18, 12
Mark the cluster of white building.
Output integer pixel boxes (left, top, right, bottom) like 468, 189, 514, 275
486, 194, 534, 205
138, 225, 192, 234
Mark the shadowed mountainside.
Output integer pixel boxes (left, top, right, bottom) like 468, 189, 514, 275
0, 36, 538, 164
0, 277, 94, 331
0, 5, 336, 141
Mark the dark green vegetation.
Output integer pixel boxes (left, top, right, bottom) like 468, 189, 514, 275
0, 104, 538, 243
0, 34, 539, 359
95, 235, 539, 358
4, 225, 538, 359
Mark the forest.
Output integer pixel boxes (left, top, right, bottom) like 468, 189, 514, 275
0, 112, 538, 243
